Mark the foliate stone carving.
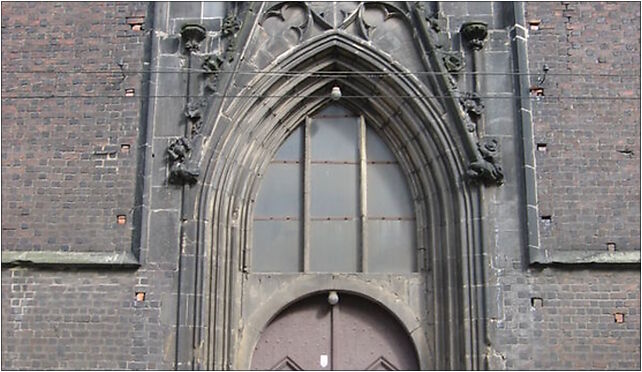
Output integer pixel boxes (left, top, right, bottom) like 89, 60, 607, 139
222, 14, 242, 62
202, 54, 225, 92
181, 24, 207, 53
440, 51, 464, 73
225, 38, 238, 63
222, 15, 241, 37
167, 137, 200, 185
460, 22, 488, 51
185, 98, 206, 135
425, 11, 449, 49
427, 11, 446, 33
459, 92, 484, 117
200, 11, 241, 94
467, 137, 504, 185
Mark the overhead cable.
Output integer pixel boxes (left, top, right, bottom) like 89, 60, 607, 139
1, 69, 640, 78
2, 94, 640, 100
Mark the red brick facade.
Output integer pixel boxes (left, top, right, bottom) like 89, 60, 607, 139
1, 2, 147, 253
527, 2, 640, 252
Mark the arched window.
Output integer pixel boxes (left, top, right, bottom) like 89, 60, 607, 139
252, 104, 416, 272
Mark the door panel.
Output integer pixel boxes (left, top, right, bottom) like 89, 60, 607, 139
333, 295, 418, 370
252, 295, 332, 370
251, 293, 419, 370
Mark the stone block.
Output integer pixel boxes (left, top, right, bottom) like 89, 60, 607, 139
147, 210, 180, 267
170, 2, 201, 18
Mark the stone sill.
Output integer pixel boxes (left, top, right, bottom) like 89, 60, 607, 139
1, 251, 140, 268
530, 249, 640, 265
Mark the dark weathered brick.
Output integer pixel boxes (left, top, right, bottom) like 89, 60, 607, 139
1, 1, 147, 254
527, 1, 641, 252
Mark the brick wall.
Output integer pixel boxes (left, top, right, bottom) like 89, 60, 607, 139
526, 1, 641, 252
488, 3, 641, 369
492, 268, 640, 370
1, 2, 148, 253
0, 3, 179, 370
1, 267, 176, 370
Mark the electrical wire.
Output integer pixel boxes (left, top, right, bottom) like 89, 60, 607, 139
1, 69, 640, 78
1, 94, 640, 100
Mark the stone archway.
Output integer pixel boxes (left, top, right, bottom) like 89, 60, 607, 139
251, 292, 419, 370
191, 25, 488, 370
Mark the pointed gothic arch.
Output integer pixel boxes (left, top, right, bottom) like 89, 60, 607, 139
192, 31, 486, 370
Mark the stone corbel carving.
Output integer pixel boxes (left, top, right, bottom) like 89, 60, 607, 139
467, 137, 504, 185
460, 22, 488, 51
167, 137, 200, 185
185, 98, 206, 135
181, 24, 207, 53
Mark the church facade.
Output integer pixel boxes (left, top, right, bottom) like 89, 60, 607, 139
1, 2, 640, 370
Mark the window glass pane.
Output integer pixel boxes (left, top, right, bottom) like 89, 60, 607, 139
367, 164, 414, 217
274, 125, 303, 161
366, 126, 396, 162
252, 106, 418, 274
252, 220, 302, 272
309, 220, 358, 272
310, 164, 358, 217
310, 116, 358, 161
367, 220, 416, 272
254, 163, 302, 217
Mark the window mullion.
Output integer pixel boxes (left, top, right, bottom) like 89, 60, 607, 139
359, 115, 368, 273
303, 116, 311, 272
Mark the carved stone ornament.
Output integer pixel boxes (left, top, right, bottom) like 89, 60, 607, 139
260, 2, 406, 42
440, 50, 464, 73
425, 11, 449, 49
202, 54, 224, 92
467, 137, 504, 185
459, 92, 484, 117
225, 37, 238, 62
222, 15, 241, 37
181, 24, 207, 53
222, 14, 242, 62
185, 98, 206, 135
460, 22, 488, 51
464, 118, 476, 133
167, 137, 200, 185
199, 12, 242, 94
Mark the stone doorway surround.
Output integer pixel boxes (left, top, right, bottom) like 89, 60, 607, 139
144, 2, 503, 370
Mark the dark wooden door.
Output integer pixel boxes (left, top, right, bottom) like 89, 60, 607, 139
251, 293, 419, 370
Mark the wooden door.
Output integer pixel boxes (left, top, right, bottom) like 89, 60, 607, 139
251, 293, 419, 370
